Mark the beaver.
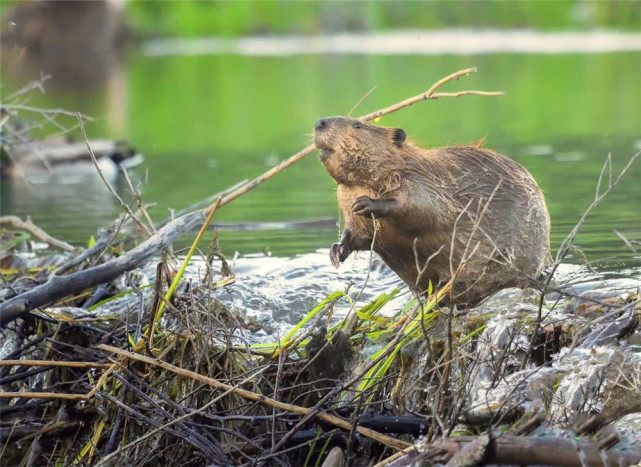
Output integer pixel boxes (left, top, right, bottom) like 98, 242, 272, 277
314, 116, 551, 305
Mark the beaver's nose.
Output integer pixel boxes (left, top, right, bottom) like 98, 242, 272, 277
315, 118, 329, 131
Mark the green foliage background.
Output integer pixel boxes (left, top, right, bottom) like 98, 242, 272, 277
124, 1, 641, 37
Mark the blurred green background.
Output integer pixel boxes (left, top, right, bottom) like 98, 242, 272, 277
1, 1, 640, 268
124, 1, 641, 36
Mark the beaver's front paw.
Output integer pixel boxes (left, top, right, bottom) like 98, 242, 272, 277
352, 196, 397, 218
329, 242, 350, 268
352, 196, 376, 217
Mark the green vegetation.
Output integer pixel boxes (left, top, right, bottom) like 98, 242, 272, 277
1, 0, 639, 35
124, 1, 641, 37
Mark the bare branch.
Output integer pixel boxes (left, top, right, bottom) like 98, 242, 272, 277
213, 68, 502, 214
0, 215, 76, 252
77, 113, 153, 237
3, 104, 92, 120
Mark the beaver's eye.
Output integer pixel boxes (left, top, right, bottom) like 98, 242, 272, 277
353, 122, 363, 129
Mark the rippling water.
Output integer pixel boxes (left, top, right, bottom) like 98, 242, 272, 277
178, 251, 641, 342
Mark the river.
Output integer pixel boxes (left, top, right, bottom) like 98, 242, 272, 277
2, 30, 640, 275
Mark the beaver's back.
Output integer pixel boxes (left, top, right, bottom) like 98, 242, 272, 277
341, 145, 551, 304
425, 146, 550, 253
429, 147, 550, 295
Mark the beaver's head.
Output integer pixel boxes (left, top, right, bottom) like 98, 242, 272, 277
314, 116, 406, 186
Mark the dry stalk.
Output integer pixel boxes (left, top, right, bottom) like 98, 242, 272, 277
0, 391, 89, 400
0, 360, 110, 368
348, 84, 377, 117
120, 165, 157, 234
0, 361, 118, 402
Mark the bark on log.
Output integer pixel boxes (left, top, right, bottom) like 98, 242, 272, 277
419, 434, 641, 466
444, 434, 491, 466
0, 211, 205, 327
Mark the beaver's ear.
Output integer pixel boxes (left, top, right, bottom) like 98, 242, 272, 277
392, 128, 406, 147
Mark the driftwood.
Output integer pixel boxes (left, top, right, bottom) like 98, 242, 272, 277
395, 434, 641, 466
0, 68, 502, 328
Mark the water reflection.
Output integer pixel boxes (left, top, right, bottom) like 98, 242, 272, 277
1, 169, 122, 243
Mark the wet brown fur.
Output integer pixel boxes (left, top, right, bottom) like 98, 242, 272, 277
315, 116, 551, 305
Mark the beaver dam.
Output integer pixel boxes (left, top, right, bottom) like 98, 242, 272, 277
1, 69, 641, 466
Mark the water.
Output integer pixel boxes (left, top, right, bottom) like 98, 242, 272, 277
2, 33, 641, 273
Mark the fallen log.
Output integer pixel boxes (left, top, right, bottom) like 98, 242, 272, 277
0, 211, 204, 327
402, 434, 641, 466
